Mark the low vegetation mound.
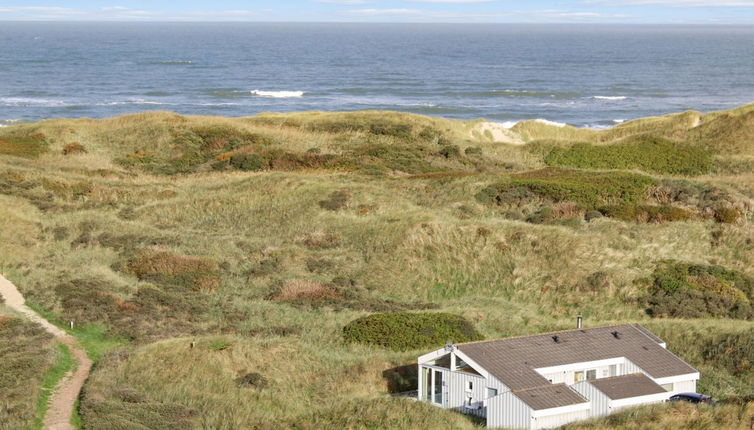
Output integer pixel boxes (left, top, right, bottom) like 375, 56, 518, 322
118, 125, 273, 174
544, 138, 715, 176
249, 111, 452, 144
0, 133, 48, 158
599, 205, 695, 223
644, 261, 754, 319
342, 312, 483, 351
478, 168, 656, 210
128, 249, 221, 291
0, 314, 55, 428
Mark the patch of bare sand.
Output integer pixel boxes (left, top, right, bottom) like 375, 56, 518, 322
472, 122, 524, 145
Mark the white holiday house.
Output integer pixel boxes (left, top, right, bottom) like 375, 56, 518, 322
417, 324, 699, 429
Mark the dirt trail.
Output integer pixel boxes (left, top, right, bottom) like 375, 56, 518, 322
0, 274, 92, 430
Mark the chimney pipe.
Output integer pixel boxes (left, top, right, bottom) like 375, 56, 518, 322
576, 315, 583, 329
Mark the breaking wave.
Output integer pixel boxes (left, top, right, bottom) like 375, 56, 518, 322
251, 90, 304, 98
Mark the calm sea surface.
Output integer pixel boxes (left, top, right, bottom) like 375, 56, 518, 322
1, 23, 754, 128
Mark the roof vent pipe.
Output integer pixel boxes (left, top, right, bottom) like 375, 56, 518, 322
576, 315, 583, 329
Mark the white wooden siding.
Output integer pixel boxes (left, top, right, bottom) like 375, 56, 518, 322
669, 379, 696, 394
571, 381, 611, 416
610, 392, 669, 412
487, 391, 532, 429
533, 409, 592, 429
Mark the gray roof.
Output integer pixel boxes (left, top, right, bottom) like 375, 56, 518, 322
633, 324, 665, 345
512, 384, 588, 410
588, 373, 666, 400
457, 324, 696, 391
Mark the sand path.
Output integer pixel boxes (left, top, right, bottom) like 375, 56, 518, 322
0, 274, 92, 430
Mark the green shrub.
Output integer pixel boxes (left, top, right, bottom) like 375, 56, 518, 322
354, 143, 439, 174
128, 250, 221, 291
342, 312, 483, 351
464, 146, 483, 156
0, 133, 48, 158
644, 261, 754, 319
714, 206, 742, 224
208, 339, 231, 351
477, 168, 656, 210
526, 206, 556, 224
544, 137, 715, 175
438, 145, 461, 159
599, 205, 694, 223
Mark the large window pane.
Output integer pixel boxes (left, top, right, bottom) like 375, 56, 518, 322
433, 370, 443, 404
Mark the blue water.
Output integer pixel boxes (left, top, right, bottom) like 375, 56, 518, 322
1, 23, 754, 128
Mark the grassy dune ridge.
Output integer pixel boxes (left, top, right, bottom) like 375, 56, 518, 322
0, 105, 752, 429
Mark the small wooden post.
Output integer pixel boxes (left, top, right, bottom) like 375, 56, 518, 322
69, 321, 74, 330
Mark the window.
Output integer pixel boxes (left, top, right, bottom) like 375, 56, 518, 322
466, 381, 473, 391
487, 387, 498, 398
609, 365, 617, 377
661, 383, 674, 392
422, 367, 432, 402
574, 371, 585, 383
586, 369, 597, 380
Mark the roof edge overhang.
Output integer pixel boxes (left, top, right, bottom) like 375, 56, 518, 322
530, 400, 591, 417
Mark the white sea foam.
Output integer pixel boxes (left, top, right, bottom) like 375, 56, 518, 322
251, 90, 304, 98
534, 119, 567, 128
96, 99, 171, 106
493, 119, 568, 129
0, 97, 67, 107
593, 96, 627, 101
613, 119, 626, 124
0, 119, 23, 127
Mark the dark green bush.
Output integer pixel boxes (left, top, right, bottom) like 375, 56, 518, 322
544, 137, 715, 175
599, 205, 694, 223
342, 312, 483, 351
644, 261, 754, 319
584, 210, 603, 222
477, 168, 656, 210
235, 372, 269, 389
526, 206, 556, 224
714, 206, 742, 224
438, 145, 461, 159
354, 143, 438, 174
464, 146, 483, 156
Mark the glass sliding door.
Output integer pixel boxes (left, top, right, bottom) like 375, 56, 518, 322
421, 367, 432, 402
433, 370, 443, 405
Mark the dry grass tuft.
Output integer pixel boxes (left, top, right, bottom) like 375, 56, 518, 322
271, 279, 341, 302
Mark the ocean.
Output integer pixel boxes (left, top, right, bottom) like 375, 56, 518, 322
1, 22, 754, 128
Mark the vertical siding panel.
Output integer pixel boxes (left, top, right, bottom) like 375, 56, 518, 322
488, 392, 533, 429
571, 381, 610, 416
533, 410, 591, 429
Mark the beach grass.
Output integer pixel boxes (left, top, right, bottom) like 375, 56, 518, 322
0, 105, 752, 429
